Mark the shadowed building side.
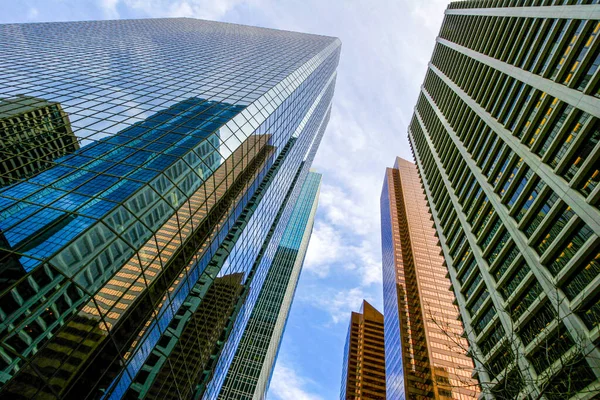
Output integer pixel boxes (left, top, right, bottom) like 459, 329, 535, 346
130, 273, 246, 400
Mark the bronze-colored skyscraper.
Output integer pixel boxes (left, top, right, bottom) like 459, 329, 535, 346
340, 300, 386, 400
380, 157, 479, 399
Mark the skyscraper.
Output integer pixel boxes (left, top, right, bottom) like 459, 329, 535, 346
0, 18, 340, 399
218, 171, 321, 400
381, 158, 479, 399
340, 300, 386, 400
409, 1, 600, 398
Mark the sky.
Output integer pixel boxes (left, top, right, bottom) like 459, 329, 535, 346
0, 0, 449, 398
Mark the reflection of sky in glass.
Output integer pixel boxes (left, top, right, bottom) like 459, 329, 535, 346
218, 171, 321, 399
380, 172, 406, 400
0, 17, 340, 400
0, 19, 333, 144
0, 98, 240, 273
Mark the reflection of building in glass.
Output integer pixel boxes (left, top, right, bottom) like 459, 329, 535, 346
409, 2, 600, 398
0, 230, 24, 292
381, 158, 478, 399
131, 273, 245, 400
0, 98, 261, 399
3, 314, 106, 400
340, 300, 386, 400
76, 132, 271, 329
0, 95, 79, 186
217, 172, 321, 399
0, 18, 339, 400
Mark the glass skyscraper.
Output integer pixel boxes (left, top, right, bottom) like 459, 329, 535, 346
380, 157, 478, 400
409, 1, 600, 398
218, 171, 321, 399
0, 18, 340, 399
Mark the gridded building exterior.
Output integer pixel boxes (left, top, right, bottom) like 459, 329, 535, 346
0, 95, 79, 187
380, 158, 479, 400
409, 1, 600, 398
131, 272, 246, 400
340, 300, 386, 400
0, 18, 340, 399
217, 171, 321, 400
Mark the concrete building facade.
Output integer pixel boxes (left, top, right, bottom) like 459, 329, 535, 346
409, 1, 600, 398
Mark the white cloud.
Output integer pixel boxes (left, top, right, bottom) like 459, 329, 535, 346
318, 182, 377, 235
300, 286, 373, 325
99, 0, 263, 20
269, 362, 324, 400
356, 241, 382, 286
304, 222, 343, 278
304, 220, 381, 287
27, 7, 39, 19
99, 0, 120, 18
410, 0, 449, 34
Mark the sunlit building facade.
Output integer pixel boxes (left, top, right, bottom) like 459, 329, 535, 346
0, 18, 340, 399
218, 171, 321, 400
381, 157, 479, 399
409, 1, 600, 398
340, 300, 386, 400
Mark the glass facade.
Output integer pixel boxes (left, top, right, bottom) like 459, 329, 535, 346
339, 300, 386, 400
0, 18, 340, 399
410, 1, 600, 398
0, 95, 79, 187
217, 171, 321, 400
379, 174, 404, 399
380, 158, 478, 400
